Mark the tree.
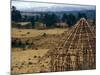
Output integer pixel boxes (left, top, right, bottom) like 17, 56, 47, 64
42, 13, 50, 27
30, 16, 35, 28
23, 15, 28, 22
62, 13, 68, 22
67, 14, 77, 27
42, 13, 58, 27
77, 13, 87, 20
50, 13, 58, 27
62, 13, 77, 27
11, 6, 16, 11
11, 6, 22, 22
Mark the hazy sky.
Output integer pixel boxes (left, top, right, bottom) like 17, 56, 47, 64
12, 0, 96, 10
12, 1, 57, 10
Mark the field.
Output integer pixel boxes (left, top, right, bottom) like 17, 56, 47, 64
11, 18, 96, 74
12, 49, 49, 74
12, 28, 68, 38
11, 28, 68, 74
11, 1, 96, 74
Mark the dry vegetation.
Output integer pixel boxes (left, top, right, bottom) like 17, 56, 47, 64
11, 49, 49, 74
11, 19, 96, 74
11, 28, 69, 74
12, 28, 67, 38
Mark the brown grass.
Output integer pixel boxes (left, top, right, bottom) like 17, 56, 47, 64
12, 28, 67, 38
11, 49, 49, 74
11, 28, 69, 74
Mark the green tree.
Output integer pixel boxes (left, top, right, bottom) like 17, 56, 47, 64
77, 13, 87, 20
11, 6, 22, 22
62, 13, 76, 27
43, 13, 58, 27
30, 16, 35, 28
62, 13, 68, 22
67, 14, 77, 27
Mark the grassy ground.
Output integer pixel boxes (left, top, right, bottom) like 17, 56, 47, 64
11, 28, 68, 74
12, 28, 67, 38
11, 49, 50, 74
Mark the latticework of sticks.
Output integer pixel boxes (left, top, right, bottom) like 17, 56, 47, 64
38, 18, 96, 72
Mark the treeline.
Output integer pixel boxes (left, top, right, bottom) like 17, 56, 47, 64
11, 6, 88, 28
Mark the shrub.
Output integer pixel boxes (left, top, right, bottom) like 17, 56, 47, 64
27, 32, 30, 34
42, 33, 47, 37
28, 62, 33, 65
16, 24, 21, 29
34, 56, 37, 58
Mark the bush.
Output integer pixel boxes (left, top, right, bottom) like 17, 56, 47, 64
42, 33, 47, 37
27, 32, 30, 34
16, 24, 21, 29
25, 23, 32, 29
34, 56, 37, 58
28, 62, 33, 65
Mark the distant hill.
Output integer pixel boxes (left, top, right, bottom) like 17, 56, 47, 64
12, 1, 96, 20
19, 4, 95, 12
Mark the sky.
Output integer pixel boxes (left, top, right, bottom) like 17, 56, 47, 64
11, 0, 96, 11
12, 1, 56, 9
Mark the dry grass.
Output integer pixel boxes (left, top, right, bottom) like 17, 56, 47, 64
11, 49, 49, 74
12, 28, 67, 38
11, 28, 69, 74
